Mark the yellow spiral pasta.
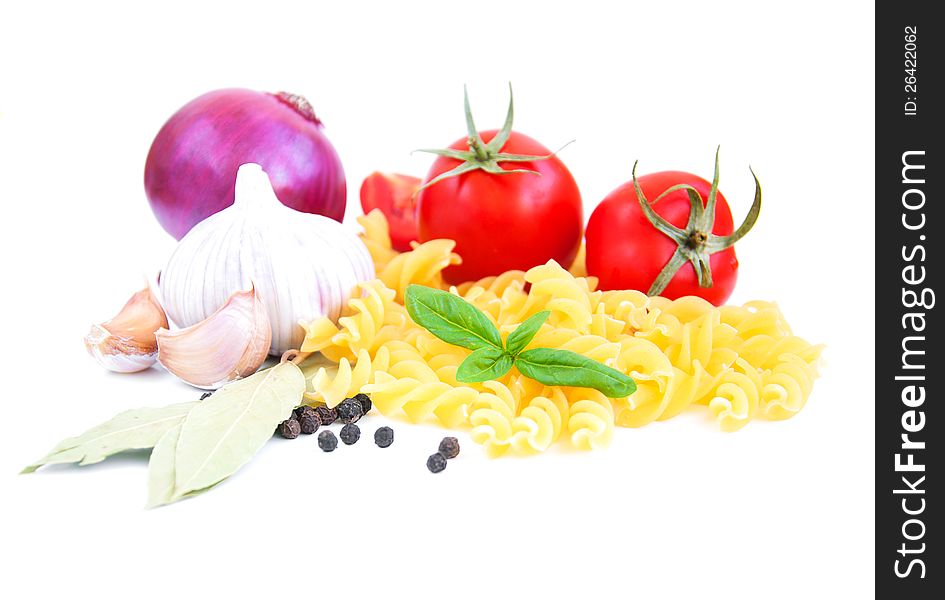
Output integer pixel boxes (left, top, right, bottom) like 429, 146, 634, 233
517, 261, 598, 330
468, 380, 520, 458
707, 362, 762, 432
357, 209, 400, 272
413, 332, 470, 386
567, 388, 615, 450
529, 328, 622, 366
760, 353, 821, 420
363, 372, 481, 427
379, 239, 461, 302
611, 337, 675, 427
299, 280, 407, 362
306, 347, 391, 408
509, 385, 570, 454
298, 211, 824, 456
454, 270, 527, 298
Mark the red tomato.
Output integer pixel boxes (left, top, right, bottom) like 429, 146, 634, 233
360, 172, 422, 251
417, 129, 583, 284
585, 171, 739, 305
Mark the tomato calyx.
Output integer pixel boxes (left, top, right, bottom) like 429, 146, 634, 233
634, 148, 763, 296
415, 84, 567, 192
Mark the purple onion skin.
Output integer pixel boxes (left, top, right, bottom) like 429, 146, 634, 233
145, 88, 346, 240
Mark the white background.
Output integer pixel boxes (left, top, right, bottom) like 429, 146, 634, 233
1, 1, 875, 598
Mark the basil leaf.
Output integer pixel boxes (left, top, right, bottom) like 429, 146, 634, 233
405, 285, 502, 351
505, 310, 550, 357
456, 347, 514, 383
515, 348, 637, 398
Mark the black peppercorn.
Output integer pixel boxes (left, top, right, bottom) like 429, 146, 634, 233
314, 405, 337, 426
299, 413, 320, 435
374, 426, 394, 448
278, 418, 301, 439
426, 452, 447, 473
438, 437, 460, 459
297, 405, 317, 420
336, 398, 364, 424
353, 392, 372, 415
340, 423, 361, 445
318, 430, 338, 452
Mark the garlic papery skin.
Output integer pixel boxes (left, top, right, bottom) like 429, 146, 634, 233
160, 163, 375, 354
84, 286, 169, 373
155, 286, 272, 389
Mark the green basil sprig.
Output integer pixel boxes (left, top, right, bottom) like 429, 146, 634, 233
405, 285, 637, 398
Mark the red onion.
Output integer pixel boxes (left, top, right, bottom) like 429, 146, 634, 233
145, 89, 346, 239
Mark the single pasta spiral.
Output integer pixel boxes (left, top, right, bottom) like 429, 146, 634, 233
299, 280, 406, 362
379, 239, 461, 302
567, 388, 615, 450
468, 380, 520, 458
307, 347, 391, 408
509, 384, 570, 454
357, 209, 400, 272
707, 361, 762, 432
517, 261, 598, 330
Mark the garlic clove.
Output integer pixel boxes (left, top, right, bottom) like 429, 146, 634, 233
155, 286, 272, 389
85, 286, 169, 373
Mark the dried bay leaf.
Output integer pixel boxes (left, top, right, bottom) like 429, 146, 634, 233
25, 362, 304, 507
22, 402, 199, 474
171, 362, 304, 500
147, 424, 221, 508
146, 423, 181, 508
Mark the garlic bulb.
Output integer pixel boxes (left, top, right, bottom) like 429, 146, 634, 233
156, 286, 271, 389
160, 163, 375, 354
84, 285, 168, 373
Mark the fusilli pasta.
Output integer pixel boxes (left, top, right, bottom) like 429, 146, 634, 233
299, 211, 823, 455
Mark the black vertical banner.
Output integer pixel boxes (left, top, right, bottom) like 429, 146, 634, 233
876, 2, 940, 595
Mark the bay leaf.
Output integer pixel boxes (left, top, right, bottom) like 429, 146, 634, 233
22, 401, 199, 474
147, 424, 222, 508
171, 362, 304, 500
146, 423, 182, 508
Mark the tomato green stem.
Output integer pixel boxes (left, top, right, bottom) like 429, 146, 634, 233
469, 136, 490, 161
413, 83, 563, 193
634, 149, 763, 296
649, 248, 690, 296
